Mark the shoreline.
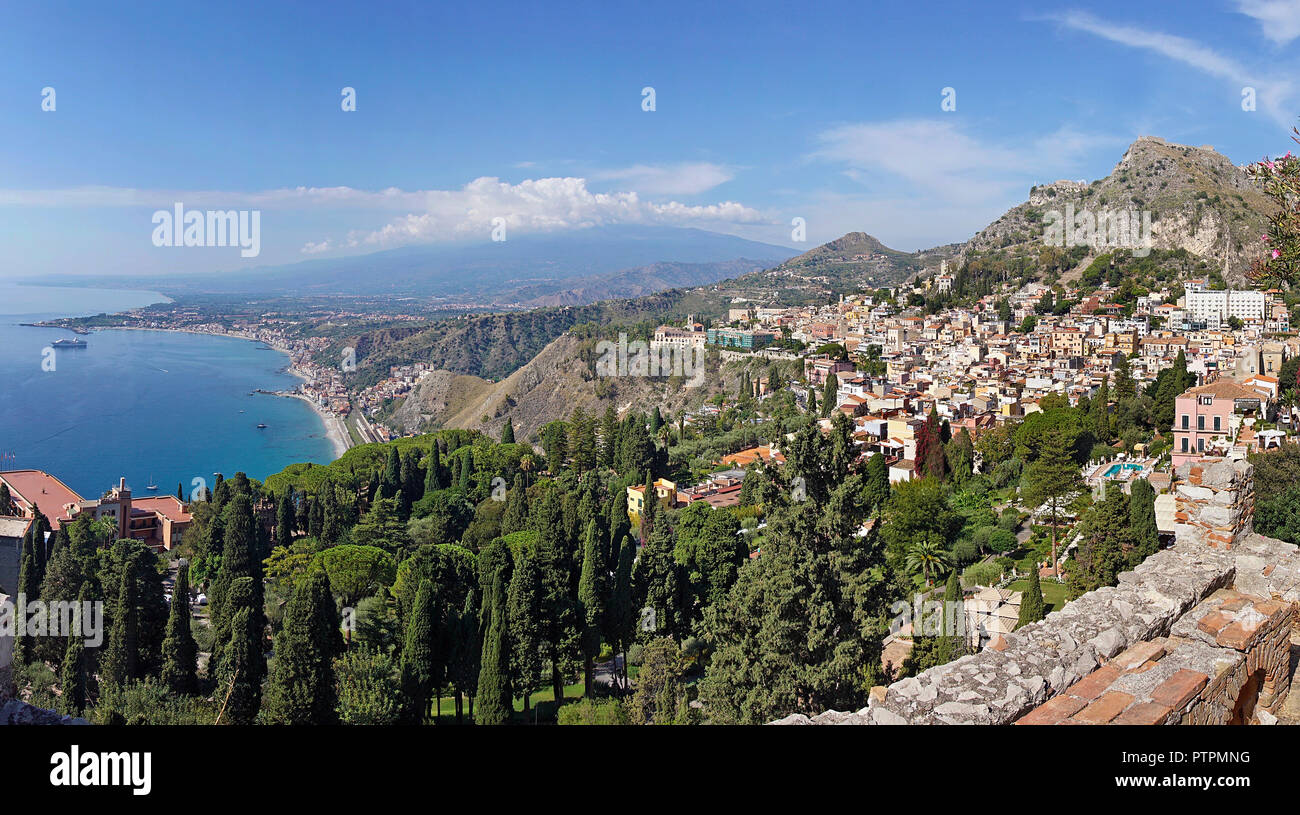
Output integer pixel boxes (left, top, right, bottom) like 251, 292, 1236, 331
52, 323, 355, 460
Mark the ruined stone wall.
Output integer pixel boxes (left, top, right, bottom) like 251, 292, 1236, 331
1172, 460, 1254, 548
774, 460, 1300, 726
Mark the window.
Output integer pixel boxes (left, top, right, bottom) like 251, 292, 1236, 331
1198, 416, 1205, 431
1181, 438, 1188, 452
1214, 416, 1221, 432
1181, 414, 1189, 430
1198, 438, 1205, 452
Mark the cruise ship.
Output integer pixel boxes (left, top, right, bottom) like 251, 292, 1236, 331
51, 337, 87, 348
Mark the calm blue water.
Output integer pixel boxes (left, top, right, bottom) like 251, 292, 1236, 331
0, 285, 337, 498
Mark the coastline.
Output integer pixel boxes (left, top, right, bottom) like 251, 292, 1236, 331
73, 323, 355, 460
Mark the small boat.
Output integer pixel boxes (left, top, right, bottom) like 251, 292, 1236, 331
257, 423, 268, 429
146, 476, 158, 491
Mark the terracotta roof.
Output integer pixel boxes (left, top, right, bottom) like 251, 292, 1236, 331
0, 470, 82, 529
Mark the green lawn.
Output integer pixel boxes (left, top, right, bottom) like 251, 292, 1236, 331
1006, 577, 1069, 614
426, 672, 638, 724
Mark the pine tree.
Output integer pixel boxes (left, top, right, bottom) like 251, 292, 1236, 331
161, 562, 198, 694
500, 418, 515, 445
1022, 428, 1081, 580
1016, 568, 1045, 629
577, 519, 605, 696
1113, 352, 1135, 400
400, 580, 437, 723
474, 574, 512, 725
263, 570, 343, 724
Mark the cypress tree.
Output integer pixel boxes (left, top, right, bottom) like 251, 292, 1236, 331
276, 488, 295, 546
501, 474, 529, 535
424, 444, 443, 493
100, 554, 140, 688
1129, 478, 1160, 563
507, 553, 544, 722
807, 385, 817, 415
216, 576, 264, 724
13, 553, 40, 665
161, 561, 198, 694
609, 534, 636, 690
474, 574, 512, 725
535, 490, 577, 704
381, 446, 401, 499
400, 580, 437, 724
176, 482, 184, 501
501, 418, 515, 445
577, 519, 605, 696
1017, 568, 1046, 629
60, 636, 88, 716
263, 569, 343, 724
822, 374, 836, 417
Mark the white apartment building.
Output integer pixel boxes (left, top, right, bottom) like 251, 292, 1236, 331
1183, 283, 1268, 326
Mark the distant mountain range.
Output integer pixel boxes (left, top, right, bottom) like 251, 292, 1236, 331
45, 225, 796, 309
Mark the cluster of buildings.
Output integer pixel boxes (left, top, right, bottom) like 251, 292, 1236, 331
0, 472, 193, 593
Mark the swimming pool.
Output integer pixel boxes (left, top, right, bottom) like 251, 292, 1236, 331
1102, 462, 1145, 478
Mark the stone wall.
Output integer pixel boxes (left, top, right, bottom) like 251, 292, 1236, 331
0, 592, 11, 704
774, 460, 1300, 726
1172, 459, 1255, 549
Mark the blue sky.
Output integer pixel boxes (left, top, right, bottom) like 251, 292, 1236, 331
1, 0, 1298, 279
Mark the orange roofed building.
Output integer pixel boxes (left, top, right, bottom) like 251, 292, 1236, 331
0, 471, 192, 552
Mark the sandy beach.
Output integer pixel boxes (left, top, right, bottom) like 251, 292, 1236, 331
281, 391, 352, 459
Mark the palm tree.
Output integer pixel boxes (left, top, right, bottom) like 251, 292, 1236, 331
905, 538, 951, 587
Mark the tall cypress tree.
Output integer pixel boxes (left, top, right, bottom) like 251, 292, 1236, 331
500, 418, 515, 445
501, 474, 529, 535
474, 574, 512, 725
216, 576, 264, 724
822, 374, 836, 417
534, 490, 577, 703
13, 552, 40, 665
400, 580, 437, 724
1129, 478, 1160, 563
60, 635, 88, 716
100, 554, 140, 688
609, 534, 637, 690
263, 569, 343, 724
381, 446, 401, 499
507, 552, 544, 722
276, 488, 295, 546
424, 444, 443, 493
577, 519, 605, 697
161, 562, 198, 694
1016, 568, 1045, 629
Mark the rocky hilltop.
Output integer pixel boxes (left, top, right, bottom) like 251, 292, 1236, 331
964, 137, 1272, 283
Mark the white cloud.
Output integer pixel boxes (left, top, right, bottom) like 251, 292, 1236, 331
1234, 0, 1300, 46
348, 176, 764, 250
593, 162, 734, 195
810, 119, 1118, 205
1050, 9, 1296, 127
0, 177, 766, 255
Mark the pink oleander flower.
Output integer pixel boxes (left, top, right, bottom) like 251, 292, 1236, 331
1262, 234, 1270, 242
1272, 250, 1281, 259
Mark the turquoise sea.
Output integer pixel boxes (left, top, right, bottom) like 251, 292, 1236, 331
0, 285, 337, 499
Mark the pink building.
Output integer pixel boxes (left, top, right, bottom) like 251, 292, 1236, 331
1170, 381, 1262, 467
